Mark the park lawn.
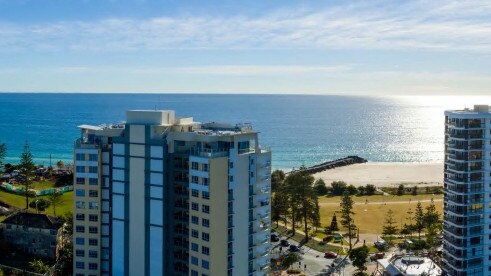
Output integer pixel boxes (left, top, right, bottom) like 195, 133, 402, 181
318, 194, 443, 205
7, 180, 56, 191
0, 190, 73, 217
319, 199, 443, 234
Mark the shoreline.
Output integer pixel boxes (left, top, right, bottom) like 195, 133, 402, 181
312, 161, 443, 187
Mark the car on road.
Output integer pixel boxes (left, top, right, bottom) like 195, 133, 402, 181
280, 239, 290, 247
289, 245, 299, 252
374, 240, 387, 250
271, 234, 280, 242
324, 251, 338, 258
370, 252, 385, 261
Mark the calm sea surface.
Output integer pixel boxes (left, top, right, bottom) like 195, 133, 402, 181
0, 93, 490, 169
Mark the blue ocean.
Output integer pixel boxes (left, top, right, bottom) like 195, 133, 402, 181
0, 93, 490, 169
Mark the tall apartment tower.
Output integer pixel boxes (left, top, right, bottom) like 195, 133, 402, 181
73, 110, 272, 276
443, 105, 491, 276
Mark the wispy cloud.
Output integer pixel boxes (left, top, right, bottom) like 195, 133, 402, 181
1, 1, 491, 52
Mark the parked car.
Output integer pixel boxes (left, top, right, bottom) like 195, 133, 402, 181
271, 234, 280, 242
289, 245, 299, 252
280, 239, 290, 247
324, 251, 338, 258
374, 240, 387, 250
370, 252, 385, 261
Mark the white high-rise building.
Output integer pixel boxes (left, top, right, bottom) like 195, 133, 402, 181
73, 110, 271, 276
443, 105, 491, 276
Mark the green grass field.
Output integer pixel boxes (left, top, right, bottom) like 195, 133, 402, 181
0, 190, 73, 217
318, 194, 443, 234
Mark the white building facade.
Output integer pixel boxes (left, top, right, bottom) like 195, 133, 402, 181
443, 105, 491, 276
73, 110, 271, 276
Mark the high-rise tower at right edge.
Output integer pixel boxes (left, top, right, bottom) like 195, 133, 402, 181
443, 105, 491, 276
72, 110, 271, 276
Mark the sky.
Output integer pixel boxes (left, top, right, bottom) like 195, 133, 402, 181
0, 0, 491, 95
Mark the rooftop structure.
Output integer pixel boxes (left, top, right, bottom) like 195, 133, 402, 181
375, 255, 442, 276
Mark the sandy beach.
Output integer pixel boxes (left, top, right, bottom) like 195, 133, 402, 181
313, 162, 443, 187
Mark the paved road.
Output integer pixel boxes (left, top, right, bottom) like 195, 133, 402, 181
270, 234, 357, 276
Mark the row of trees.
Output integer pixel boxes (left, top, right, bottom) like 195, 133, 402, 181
271, 169, 321, 240
314, 179, 377, 197
382, 199, 441, 247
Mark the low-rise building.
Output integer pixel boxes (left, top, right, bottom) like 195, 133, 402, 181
1, 212, 64, 260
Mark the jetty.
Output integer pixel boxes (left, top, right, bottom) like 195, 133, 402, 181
290, 156, 367, 174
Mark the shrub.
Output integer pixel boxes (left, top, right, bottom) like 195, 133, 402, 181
29, 198, 50, 211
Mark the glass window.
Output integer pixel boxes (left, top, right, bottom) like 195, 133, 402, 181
89, 202, 99, 209
192, 189, 199, 197
76, 262, 85, 269
202, 164, 209, 172
192, 176, 199, 184
89, 166, 98, 173
89, 214, 98, 222
89, 154, 98, 161
89, 178, 98, 185
191, 256, 199, 265
202, 191, 209, 199
202, 232, 209, 242
76, 153, 85, 161
76, 238, 85, 245
76, 166, 85, 173
75, 250, 85, 257
76, 178, 85, 185
76, 189, 85, 197
192, 229, 199, 238
76, 226, 85, 233
89, 226, 98, 234
202, 260, 209, 269
202, 205, 210, 214
89, 190, 98, 197
202, 178, 209, 186
192, 202, 199, 211
191, 243, 198, 252
229, 176, 233, 182
229, 162, 233, 168
202, 219, 210, 228
89, 263, 98, 270
89, 250, 98, 258
202, 246, 210, 255
192, 162, 199, 170
192, 216, 199, 225
89, 239, 98, 246
191, 270, 198, 276
76, 201, 85, 209
76, 213, 85, 221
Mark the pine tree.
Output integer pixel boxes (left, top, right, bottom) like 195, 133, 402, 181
49, 191, 64, 217
329, 214, 339, 232
382, 209, 398, 243
19, 142, 35, 209
415, 202, 425, 240
284, 170, 318, 240
340, 190, 356, 250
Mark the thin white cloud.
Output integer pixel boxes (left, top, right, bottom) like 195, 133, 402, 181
0, 1, 491, 52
